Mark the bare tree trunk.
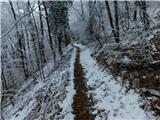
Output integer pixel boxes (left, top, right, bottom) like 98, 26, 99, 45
141, 1, 150, 30
114, 1, 120, 43
133, 10, 137, 21
133, 1, 138, 21
21, 30, 29, 76
46, 1, 70, 55
42, 1, 56, 62
105, 1, 118, 43
28, 1, 45, 79
57, 32, 63, 55
24, 25, 34, 73
93, 2, 103, 48
9, 0, 28, 78
99, 2, 106, 36
134, 1, 150, 30
26, 0, 39, 72
18, 1, 29, 77
81, 0, 84, 15
125, 1, 130, 29
1, 69, 8, 90
32, 12, 45, 79
63, 2, 71, 47
88, 1, 94, 37
38, 0, 46, 64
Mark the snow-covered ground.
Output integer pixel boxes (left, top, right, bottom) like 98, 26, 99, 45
2, 45, 76, 120
2, 43, 159, 120
77, 44, 158, 120
61, 47, 76, 120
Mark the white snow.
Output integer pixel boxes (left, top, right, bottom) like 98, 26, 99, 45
3, 43, 158, 120
76, 44, 157, 120
120, 56, 132, 64
2, 45, 77, 120
9, 100, 35, 120
61, 48, 76, 120
4, 81, 45, 120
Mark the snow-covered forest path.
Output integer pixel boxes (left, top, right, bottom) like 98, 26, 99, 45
71, 44, 157, 120
72, 46, 95, 120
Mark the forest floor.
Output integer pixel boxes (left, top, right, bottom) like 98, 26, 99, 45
73, 43, 158, 120
2, 43, 159, 120
95, 36, 160, 117
72, 47, 95, 120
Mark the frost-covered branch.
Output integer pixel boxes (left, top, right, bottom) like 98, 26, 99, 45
0, 3, 41, 39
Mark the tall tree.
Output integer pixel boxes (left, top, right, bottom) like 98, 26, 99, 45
134, 1, 150, 30
80, 0, 84, 15
88, 1, 95, 38
114, 1, 120, 43
42, 1, 56, 61
38, 0, 46, 64
28, 0, 45, 79
125, 1, 130, 29
26, 0, 38, 72
140, 1, 150, 29
133, 1, 138, 21
47, 1, 71, 55
105, 1, 119, 43
9, 0, 28, 78
99, 2, 106, 36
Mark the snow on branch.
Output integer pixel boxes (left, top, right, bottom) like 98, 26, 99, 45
0, 3, 41, 39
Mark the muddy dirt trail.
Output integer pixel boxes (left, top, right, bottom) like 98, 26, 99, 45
72, 47, 95, 120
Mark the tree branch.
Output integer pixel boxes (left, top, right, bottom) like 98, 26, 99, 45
0, 3, 41, 39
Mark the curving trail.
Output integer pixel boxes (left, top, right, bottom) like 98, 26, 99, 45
71, 44, 157, 120
72, 47, 95, 120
